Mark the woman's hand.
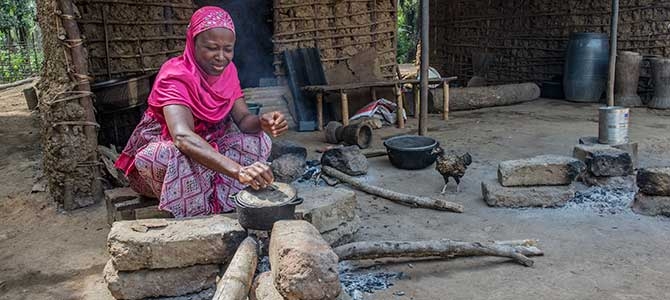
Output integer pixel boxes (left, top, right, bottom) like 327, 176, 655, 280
260, 111, 289, 137
236, 162, 274, 190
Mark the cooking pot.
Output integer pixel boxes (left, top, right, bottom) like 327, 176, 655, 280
233, 182, 303, 231
383, 135, 439, 170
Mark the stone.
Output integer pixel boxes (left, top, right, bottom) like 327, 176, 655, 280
497, 155, 584, 187
271, 140, 307, 161
481, 179, 576, 208
637, 167, 670, 196
580, 172, 637, 192
251, 272, 284, 300
272, 154, 307, 183
320, 214, 361, 247
579, 136, 639, 168
270, 220, 341, 300
152, 288, 216, 300
251, 272, 352, 300
295, 186, 358, 241
103, 260, 218, 300
108, 215, 246, 271
632, 193, 670, 217
321, 146, 369, 176
573, 144, 633, 177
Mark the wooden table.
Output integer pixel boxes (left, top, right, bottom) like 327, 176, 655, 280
302, 77, 457, 130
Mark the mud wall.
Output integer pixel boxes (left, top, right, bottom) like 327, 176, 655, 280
74, 0, 195, 80
430, 0, 670, 96
273, 0, 398, 80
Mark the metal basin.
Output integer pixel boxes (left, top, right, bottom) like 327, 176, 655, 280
383, 135, 439, 170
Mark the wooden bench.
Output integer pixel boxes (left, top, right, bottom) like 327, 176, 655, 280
302, 77, 457, 130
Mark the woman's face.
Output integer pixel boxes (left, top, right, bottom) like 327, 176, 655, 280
194, 27, 235, 76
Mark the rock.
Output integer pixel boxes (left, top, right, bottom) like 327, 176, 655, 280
295, 186, 359, 245
321, 146, 369, 176
632, 193, 670, 217
497, 155, 584, 187
271, 140, 307, 161
251, 272, 352, 300
637, 167, 670, 196
481, 179, 576, 208
151, 287, 215, 300
104, 260, 218, 300
580, 172, 637, 192
573, 144, 633, 177
251, 272, 284, 300
320, 214, 361, 247
108, 215, 246, 271
353, 117, 383, 129
272, 154, 307, 183
579, 136, 639, 168
270, 220, 341, 300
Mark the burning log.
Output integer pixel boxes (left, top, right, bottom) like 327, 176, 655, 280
212, 236, 259, 300
321, 166, 464, 213
334, 239, 543, 267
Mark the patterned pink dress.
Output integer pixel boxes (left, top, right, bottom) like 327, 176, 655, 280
119, 110, 271, 218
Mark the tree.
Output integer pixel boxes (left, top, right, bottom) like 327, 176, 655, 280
397, 0, 419, 64
0, 0, 37, 45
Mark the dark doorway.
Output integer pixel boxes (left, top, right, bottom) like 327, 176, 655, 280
194, 0, 275, 88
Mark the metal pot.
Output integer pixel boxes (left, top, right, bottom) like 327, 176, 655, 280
383, 135, 439, 170
232, 183, 303, 231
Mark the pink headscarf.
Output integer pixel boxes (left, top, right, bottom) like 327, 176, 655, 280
147, 6, 242, 126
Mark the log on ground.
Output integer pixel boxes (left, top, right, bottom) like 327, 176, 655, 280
432, 82, 540, 111
321, 166, 463, 213
334, 239, 543, 267
212, 236, 259, 300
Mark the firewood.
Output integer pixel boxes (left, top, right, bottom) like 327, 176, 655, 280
321, 166, 464, 213
212, 236, 259, 300
334, 239, 543, 267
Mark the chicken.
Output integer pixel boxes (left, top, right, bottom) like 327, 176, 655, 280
430, 146, 472, 194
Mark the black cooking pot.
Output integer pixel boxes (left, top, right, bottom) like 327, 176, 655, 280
383, 135, 439, 170
234, 196, 303, 231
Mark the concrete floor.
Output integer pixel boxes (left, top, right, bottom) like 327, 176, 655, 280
2, 94, 670, 299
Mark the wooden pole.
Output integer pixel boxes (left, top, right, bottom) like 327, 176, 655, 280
442, 80, 449, 120
58, 0, 102, 206
395, 85, 405, 128
419, 0, 430, 136
102, 6, 112, 80
371, 87, 377, 101
607, 0, 619, 107
341, 91, 349, 126
414, 83, 420, 118
317, 92, 324, 131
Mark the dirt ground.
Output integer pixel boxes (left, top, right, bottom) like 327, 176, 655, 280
1, 82, 670, 299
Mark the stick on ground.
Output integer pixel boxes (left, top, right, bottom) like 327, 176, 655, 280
334, 239, 543, 267
321, 166, 464, 213
212, 236, 259, 300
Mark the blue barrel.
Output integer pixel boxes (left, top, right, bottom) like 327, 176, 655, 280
563, 33, 610, 102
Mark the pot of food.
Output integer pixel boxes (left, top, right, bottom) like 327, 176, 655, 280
233, 182, 303, 231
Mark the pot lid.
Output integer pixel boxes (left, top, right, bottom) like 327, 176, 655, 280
236, 182, 297, 208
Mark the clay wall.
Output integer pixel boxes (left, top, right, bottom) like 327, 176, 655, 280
430, 0, 670, 99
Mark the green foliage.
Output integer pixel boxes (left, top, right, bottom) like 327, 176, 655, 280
0, 0, 36, 33
397, 0, 418, 64
0, 0, 40, 83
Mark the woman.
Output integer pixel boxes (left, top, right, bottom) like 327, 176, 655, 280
115, 7, 288, 218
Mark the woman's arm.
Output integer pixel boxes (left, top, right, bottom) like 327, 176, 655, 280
163, 104, 273, 189
231, 98, 262, 133
230, 98, 290, 137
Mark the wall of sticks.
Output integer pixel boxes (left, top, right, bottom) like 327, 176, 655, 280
272, 0, 398, 80
74, 0, 195, 80
430, 0, 670, 99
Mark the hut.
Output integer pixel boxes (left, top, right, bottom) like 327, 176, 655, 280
35, 0, 399, 208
